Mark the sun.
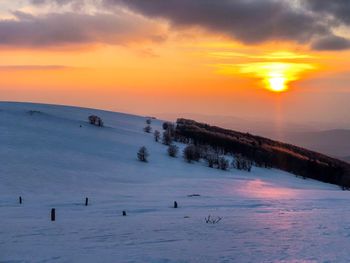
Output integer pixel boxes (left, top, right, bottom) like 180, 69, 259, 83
238, 62, 315, 93
267, 76, 287, 92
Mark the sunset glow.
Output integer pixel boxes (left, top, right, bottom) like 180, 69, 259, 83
0, 0, 349, 124
239, 62, 316, 92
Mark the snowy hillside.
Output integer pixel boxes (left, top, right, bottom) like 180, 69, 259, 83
1, 102, 349, 262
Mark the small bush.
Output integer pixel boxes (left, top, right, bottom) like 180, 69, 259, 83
154, 130, 161, 142
204, 152, 219, 168
162, 122, 170, 130
218, 157, 229, 170
137, 146, 149, 162
232, 154, 252, 172
162, 131, 173, 145
183, 145, 200, 163
88, 115, 104, 127
205, 215, 222, 224
144, 125, 152, 133
168, 144, 179, 157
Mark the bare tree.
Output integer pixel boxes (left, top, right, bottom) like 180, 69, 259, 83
137, 146, 149, 162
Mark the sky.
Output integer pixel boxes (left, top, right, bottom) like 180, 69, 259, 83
0, 0, 350, 126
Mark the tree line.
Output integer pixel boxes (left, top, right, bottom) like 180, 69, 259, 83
175, 118, 350, 187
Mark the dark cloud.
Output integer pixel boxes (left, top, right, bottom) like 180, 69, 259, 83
305, 0, 350, 24
103, 0, 327, 44
312, 35, 350, 51
6, 0, 350, 50
0, 11, 165, 48
101, 0, 350, 50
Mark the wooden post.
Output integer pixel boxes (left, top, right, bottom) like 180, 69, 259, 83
174, 201, 178, 208
85, 197, 88, 206
19, 196, 22, 204
122, 211, 127, 216
51, 208, 56, 221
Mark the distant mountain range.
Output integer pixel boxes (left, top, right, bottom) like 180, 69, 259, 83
282, 130, 350, 162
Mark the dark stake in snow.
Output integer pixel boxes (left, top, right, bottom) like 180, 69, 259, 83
122, 211, 127, 216
19, 196, 22, 204
85, 197, 89, 206
174, 201, 178, 208
51, 208, 56, 221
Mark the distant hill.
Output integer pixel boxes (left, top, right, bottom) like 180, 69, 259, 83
282, 129, 350, 159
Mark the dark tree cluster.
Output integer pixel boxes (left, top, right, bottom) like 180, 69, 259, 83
218, 157, 230, 171
162, 122, 176, 145
175, 118, 350, 187
232, 154, 252, 172
88, 115, 104, 127
183, 145, 201, 163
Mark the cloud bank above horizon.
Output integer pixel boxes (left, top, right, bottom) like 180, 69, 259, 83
0, 0, 349, 50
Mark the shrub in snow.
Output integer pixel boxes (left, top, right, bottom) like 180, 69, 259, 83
137, 146, 149, 162
88, 115, 104, 127
162, 122, 176, 145
232, 154, 252, 172
205, 215, 222, 224
162, 122, 170, 130
146, 119, 152, 125
143, 125, 152, 133
183, 145, 200, 163
162, 130, 173, 145
154, 130, 160, 142
218, 157, 229, 170
204, 152, 219, 168
168, 144, 179, 158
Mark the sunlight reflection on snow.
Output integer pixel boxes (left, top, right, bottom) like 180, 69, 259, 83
237, 179, 296, 199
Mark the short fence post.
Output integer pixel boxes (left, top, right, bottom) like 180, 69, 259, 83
51, 208, 56, 221
85, 197, 88, 206
174, 201, 178, 208
19, 196, 22, 204
122, 211, 127, 216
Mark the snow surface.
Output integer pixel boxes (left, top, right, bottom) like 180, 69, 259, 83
1, 102, 349, 262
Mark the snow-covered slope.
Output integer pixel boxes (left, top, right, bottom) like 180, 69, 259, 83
1, 102, 349, 262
